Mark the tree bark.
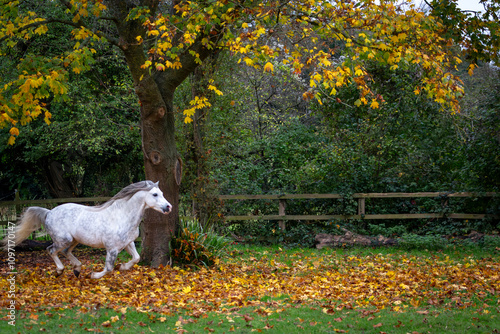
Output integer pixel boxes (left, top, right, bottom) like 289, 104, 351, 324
139, 88, 181, 266
121, 50, 181, 266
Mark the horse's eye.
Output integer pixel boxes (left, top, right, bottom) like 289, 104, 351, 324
152, 193, 158, 197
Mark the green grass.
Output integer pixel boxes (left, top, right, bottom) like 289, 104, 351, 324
2, 296, 498, 333
227, 242, 499, 265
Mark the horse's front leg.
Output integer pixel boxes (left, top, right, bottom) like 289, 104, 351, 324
118, 242, 140, 271
91, 249, 118, 279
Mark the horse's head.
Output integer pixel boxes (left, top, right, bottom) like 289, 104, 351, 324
144, 183, 172, 214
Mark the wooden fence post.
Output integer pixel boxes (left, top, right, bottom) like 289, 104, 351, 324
358, 198, 365, 216
279, 199, 286, 231
14, 189, 20, 214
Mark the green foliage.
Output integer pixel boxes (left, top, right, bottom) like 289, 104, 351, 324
215, 60, 499, 243
368, 223, 407, 237
170, 218, 230, 268
398, 233, 448, 251
483, 235, 500, 251
0, 41, 144, 197
429, 0, 500, 66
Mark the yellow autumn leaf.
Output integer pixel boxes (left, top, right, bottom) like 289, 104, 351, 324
243, 57, 254, 66
208, 84, 223, 96
263, 62, 274, 72
468, 63, 476, 76
141, 60, 152, 69
34, 25, 48, 35
9, 127, 20, 136
44, 111, 52, 125
378, 43, 389, 50
370, 99, 379, 109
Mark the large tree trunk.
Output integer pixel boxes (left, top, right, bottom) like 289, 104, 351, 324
139, 88, 182, 266
108, 0, 221, 266
110, 0, 179, 266
121, 58, 182, 266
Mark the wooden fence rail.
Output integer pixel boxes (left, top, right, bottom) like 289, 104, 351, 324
220, 192, 498, 231
1, 192, 498, 231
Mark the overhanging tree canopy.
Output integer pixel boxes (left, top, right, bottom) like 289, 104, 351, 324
0, 0, 490, 265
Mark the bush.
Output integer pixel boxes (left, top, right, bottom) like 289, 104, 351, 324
483, 235, 500, 251
398, 233, 448, 251
170, 218, 230, 268
368, 223, 407, 237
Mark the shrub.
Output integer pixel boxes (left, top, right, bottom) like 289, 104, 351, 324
170, 218, 230, 268
368, 223, 407, 237
483, 235, 500, 251
397, 233, 448, 251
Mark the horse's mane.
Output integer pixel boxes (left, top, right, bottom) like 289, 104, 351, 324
96, 181, 157, 210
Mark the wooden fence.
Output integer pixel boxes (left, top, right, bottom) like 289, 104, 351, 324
0, 194, 111, 226
1, 192, 498, 231
220, 192, 498, 230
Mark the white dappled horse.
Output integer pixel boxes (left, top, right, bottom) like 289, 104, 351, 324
2, 181, 171, 279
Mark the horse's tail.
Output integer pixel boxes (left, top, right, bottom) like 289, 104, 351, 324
1, 207, 49, 251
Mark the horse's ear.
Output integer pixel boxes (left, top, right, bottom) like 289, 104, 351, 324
154, 181, 160, 187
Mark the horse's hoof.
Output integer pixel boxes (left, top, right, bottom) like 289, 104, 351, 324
90, 272, 102, 279
55, 270, 63, 277
73, 270, 80, 277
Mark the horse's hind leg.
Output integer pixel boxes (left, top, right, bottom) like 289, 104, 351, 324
118, 242, 140, 271
47, 242, 70, 276
91, 249, 118, 279
62, 241, 81, 277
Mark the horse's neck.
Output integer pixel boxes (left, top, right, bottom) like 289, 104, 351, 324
111, 193, 147, 226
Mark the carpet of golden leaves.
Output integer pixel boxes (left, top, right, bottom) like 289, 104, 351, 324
1, 248, 498, 314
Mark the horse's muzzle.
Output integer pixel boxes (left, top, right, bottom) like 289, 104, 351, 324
162, 205, 172, 214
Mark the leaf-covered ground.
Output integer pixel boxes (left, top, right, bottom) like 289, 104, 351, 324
1, 245, 499, 319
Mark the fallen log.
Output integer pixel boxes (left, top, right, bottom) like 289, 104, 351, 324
315, 229, 397, 249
